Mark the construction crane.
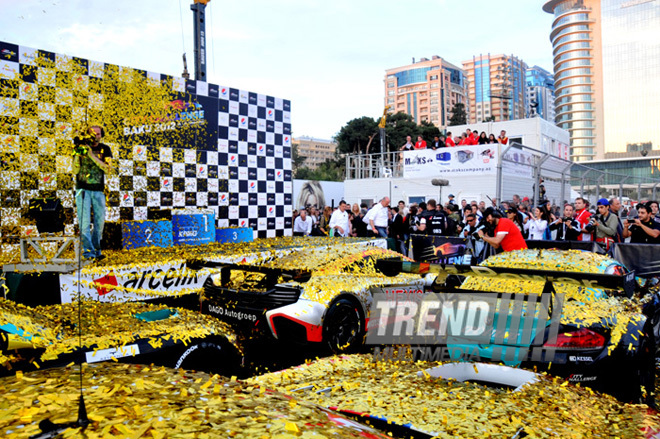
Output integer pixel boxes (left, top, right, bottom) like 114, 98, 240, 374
190, 0, 210, 81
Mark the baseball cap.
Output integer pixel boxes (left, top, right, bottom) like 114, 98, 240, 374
522, 197, 530, 202
449, 194, 455, 198
597, 198, 610, 206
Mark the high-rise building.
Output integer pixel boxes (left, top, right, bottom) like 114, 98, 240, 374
384, 56, 468, 128
293, 136, 337, 170
462, 54, 528, 124
526, 65, 556, 122
543, 0, 660, 162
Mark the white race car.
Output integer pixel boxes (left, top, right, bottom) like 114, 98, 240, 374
194, 245, 430, 353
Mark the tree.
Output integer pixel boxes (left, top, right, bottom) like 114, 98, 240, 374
448, 102, 467, 126
334, 116, 379, 155
383, 112, 417, 152
291, 142, 306, 173
418, 120, 441, 141
295, 157, 344, 182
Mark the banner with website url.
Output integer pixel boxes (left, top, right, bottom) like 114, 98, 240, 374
402, 145, 499, 179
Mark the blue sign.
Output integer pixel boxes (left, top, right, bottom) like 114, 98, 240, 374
216, 227, 254, 243
172, 212, 215, 246
122, 220, 173, 250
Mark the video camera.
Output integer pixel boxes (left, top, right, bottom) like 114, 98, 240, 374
72, 128, 96, 156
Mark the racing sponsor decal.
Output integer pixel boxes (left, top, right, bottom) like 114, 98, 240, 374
60, 262, 202, 303
85, 344, 140, 363
208, 304, 258, 322
568, 355, 594, 363
569, 374, 598, 382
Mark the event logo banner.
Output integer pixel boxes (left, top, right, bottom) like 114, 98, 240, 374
366, 290, 564, 363
403, 145, 499, 179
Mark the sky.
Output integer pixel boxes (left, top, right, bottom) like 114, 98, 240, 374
0, 0, 555, 141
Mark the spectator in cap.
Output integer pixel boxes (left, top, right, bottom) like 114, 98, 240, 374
448, 194, 456, 204
590, 198, 618, 248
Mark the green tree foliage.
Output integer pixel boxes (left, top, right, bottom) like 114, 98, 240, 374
383, 112, 417, 151
334, 111, 443, 156
334, 116, 379, 155
295, 158, 344, 182
418, 120, 442, 141
291, 143, 306, 173
448, 102, 467, 126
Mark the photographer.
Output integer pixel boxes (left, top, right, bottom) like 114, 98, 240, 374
623, 205, 660, 244
525, 207, 548, 240
72, 125, 112, 261
461, 213, 485, 258
549, 204, 581, 241
586, 198, 619, 249
477, 210, 527, 252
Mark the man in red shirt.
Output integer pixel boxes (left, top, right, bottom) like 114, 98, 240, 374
574, 197, 592, 241
468, 130, 479, 145
498, 130, 509, 145
445, 132, 455, 147
477, 210, 527, 252
414, 135, 427, 149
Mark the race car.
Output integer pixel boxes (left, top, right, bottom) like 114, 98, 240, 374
374, 249, 658, 404
0, 299, 243, 377
190, 245, 431, 354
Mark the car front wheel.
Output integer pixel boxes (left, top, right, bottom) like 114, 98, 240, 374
323, 298, 365, 354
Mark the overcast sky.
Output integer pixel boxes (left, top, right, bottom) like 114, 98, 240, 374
1, 0, 555, 140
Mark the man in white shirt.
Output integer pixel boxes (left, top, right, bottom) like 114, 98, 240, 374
366, 197, 390, 238
329, 200, 350, 237
293, 209, 313, 236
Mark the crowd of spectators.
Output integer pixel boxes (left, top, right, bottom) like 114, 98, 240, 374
292, 193, 660, 256
400, 129, 509, 151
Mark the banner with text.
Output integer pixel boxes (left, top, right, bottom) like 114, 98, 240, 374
403, 145, 499, 179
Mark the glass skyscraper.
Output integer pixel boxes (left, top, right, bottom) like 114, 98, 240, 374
543, 0, 660, 162
526, 65, 556, 122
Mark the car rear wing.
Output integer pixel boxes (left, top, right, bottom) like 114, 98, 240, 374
187, 259, 312, 289
375, 258, 636, 298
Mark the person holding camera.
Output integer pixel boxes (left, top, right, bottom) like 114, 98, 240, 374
586, 198, 619, 249
72, 125, 112, 261
477, 210, 527, 252
549, 204, 581, 241
574, 197, 593, 241
525, 207, 548, 240
623, 204, 660, 244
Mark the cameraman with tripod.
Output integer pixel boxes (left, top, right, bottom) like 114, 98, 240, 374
72, 126, 112, 260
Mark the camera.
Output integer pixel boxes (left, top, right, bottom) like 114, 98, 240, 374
72, 129, 96, 156
563, 217, 572, 223
584, 216, 597, 232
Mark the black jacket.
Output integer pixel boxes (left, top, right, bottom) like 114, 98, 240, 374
549, 218, 581, 241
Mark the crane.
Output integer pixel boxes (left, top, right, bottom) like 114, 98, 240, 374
190, 0, 211, 81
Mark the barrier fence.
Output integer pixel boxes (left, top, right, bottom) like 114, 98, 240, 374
346, 143, 660, 206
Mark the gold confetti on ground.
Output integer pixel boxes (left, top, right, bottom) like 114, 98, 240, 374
250, 354, 660, 438
0, 362, 389, 438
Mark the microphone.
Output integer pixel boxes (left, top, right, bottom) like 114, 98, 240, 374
431, 178, 449, 186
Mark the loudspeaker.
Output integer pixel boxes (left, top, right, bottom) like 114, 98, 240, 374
28, 198, 65, 233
